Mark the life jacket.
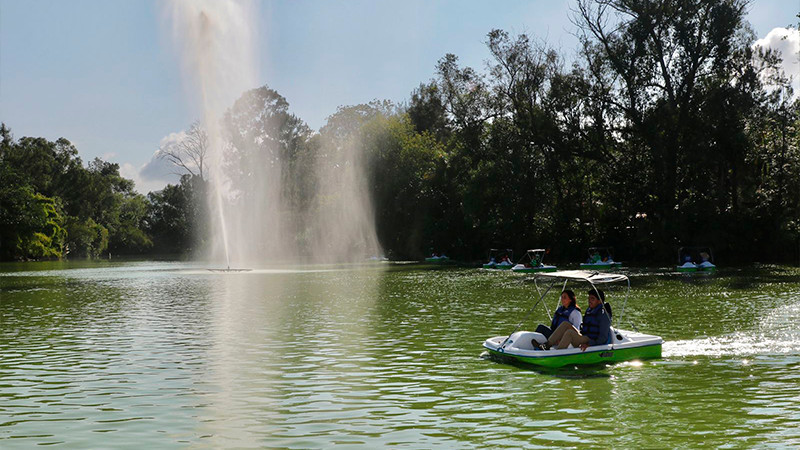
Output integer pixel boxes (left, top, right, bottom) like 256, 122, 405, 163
580, 305, 607, 341
551, 305, 577, 330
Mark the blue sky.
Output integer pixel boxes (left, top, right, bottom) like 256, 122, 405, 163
1, 0, 798, 193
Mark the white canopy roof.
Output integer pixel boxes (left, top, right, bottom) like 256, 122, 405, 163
534, 270, 628, 284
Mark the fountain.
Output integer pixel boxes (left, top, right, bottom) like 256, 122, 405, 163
164, 0, 381, 268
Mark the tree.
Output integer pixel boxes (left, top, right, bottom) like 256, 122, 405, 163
64, 217, 108, 259
146, 174, 207, 255
572, 0, 763, 259
157, 121, 209, 179
0, 181, 66, 260
406, 82, 450, 141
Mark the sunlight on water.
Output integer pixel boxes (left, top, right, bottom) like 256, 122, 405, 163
664, 293, 800, 357
664, 331, 800, 357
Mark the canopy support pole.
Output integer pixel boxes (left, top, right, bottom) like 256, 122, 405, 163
498, 279, 557, 350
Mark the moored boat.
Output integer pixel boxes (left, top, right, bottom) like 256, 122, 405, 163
483, 270, 662, 368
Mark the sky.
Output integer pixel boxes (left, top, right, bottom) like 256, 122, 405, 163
1, 0, 798, 194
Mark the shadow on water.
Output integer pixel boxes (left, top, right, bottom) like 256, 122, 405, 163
479, 351, 612, 379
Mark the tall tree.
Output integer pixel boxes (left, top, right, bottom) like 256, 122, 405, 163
157, 121, 209, 179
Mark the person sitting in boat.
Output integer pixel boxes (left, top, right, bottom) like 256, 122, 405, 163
535, 290, 581, 339
542, 288, 611, 351
587, 251, 602, 264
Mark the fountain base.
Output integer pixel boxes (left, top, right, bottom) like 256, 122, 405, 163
207, 267, 253, 273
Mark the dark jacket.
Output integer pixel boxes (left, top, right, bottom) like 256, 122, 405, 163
550, 305, 578, 330
580, 304, 611, 346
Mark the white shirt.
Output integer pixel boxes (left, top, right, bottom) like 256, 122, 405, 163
568, 309, 582, 328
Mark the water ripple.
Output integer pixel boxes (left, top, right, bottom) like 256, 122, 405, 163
1, 264, 799, 447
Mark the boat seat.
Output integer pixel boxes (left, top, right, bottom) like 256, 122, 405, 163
507, 331, 547, 350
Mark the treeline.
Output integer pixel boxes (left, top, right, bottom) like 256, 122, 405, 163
2, 0, 798, 263
377, 0, 800, 264
364, 0, 799, 264
0, 124, 207, 260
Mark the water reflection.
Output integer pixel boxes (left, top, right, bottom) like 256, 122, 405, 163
1, 263, 799, 447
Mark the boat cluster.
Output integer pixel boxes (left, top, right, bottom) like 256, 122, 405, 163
479, 246, 716, 273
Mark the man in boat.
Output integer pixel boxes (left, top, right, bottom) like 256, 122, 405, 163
542, 288, 611, 351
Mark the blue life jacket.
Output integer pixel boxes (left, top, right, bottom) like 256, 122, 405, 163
551, 305, 577, 329
580, 305, 607, 341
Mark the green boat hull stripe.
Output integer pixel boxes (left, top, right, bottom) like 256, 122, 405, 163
512, 267, 557, 273
485, 343, 662, 368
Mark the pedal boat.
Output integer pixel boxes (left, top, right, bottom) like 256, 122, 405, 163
483, 248, 514, 270
511, 249, 557, 273
579, 246, 623, 270
425, 255, 450, 263
483, 271, 662, 368
676, 247, 716, 273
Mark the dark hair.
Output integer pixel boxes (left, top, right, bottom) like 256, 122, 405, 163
588, 288, 605, 302
562, 289, 580, 311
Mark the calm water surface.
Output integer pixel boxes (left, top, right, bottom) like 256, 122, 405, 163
1, 261, 799, 448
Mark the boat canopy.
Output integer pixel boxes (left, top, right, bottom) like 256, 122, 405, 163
498, 269, 638, 352
534, 270, 628, 284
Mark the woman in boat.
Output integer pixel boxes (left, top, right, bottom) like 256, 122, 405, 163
543, 288, 610, 351
535, 290, 581, 339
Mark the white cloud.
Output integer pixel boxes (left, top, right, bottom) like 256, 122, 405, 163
118, 129, 208, 195
119, 156, 181, 195
754, 27, 800, 96
140, 150, 180, 182
158, 130, 189, 148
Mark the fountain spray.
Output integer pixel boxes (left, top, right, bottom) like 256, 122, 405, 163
165, 0, 257, 269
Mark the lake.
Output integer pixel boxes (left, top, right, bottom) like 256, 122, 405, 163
1, 261, 799, 448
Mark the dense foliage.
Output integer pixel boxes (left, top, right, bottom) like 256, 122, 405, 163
0, 124, 152, 259
1, 0, 798, 263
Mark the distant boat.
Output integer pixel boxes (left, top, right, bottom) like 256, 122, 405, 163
511, 249, 557, 273
677, 247, 716, 273
580, 246, 623, 270
425, 254, 450, 263
483, 248, 514, 270
483, 270, 663, 368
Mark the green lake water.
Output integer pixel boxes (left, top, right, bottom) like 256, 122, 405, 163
1, 261, 799, 448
